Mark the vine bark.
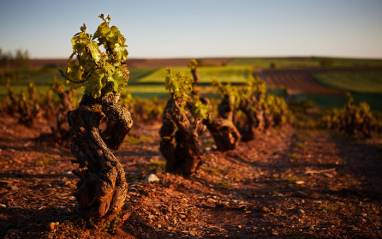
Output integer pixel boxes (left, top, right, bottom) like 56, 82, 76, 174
159, 97, 203, 176
68, 94, 133, 221
203, 94, 241, 151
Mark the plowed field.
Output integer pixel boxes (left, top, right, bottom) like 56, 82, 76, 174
259, 69, 344, 95
259, 67, 382, 95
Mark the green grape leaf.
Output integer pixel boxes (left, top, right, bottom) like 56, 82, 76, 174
61, 15, 129, 98
107, 26, 121, 44
85, 70, 105, 98
102, 62, 114, 74
112, 43, 128, 62
165, 68, 180, 96
112, 68, 127, 92
71, 32, 90, 53
191, 98, 209, 119
87, 41, 102, 63
93, 21, 110, 40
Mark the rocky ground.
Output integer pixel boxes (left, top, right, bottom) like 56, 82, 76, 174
0, 115, 381, 238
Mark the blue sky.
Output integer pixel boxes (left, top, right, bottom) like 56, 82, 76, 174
0, 0, 381, 59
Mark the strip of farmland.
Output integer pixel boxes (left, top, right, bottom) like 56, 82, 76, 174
259, 69, 345, 95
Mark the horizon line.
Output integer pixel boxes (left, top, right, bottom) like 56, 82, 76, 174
28, 55, 382, 61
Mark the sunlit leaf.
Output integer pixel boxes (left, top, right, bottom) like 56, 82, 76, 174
85, 69, 105, 98
113, 69, 127, 92
87, 41, 102, 63
61, 15, 129, 97
93, 21, 110, 40
191, 98, 209, 119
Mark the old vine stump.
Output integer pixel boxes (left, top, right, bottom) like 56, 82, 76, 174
203, 95, 241, 151
68, 94, 133, 221
237, 95, 265, 142
52, 89, 74, 145
160, 97, 203, 176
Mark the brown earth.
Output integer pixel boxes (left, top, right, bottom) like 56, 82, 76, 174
0, 115, 382, 238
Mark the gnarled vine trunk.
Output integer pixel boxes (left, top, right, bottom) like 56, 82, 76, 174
18, 99, 36, 127
238, 95, 264, 142
203, 95, 241, 151
41, 92, 55, 120
360, 117, 372, 138
68, 94, 133, 221
159, 97, 203, 177
263, 105, 274, 131
4, 88, 19, 116
51, 89, 74, 145
191, 66, 200, 96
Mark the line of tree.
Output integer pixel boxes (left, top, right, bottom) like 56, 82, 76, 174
0, 48, 30, 68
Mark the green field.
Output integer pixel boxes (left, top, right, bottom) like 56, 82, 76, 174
313, 72, 382, 93
138, 65, 253, 84
18, 71, 64, 86
128, 69, 157, 84
2, 57, 382, 111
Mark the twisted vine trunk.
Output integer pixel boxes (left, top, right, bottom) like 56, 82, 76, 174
342, 104, 357, 136
51, 89, 74, 145
272, 110, 285, 127
18, 99, 35, 127
360, 117, 372, 138
159, 97, 203, 177
203, 95, 241, 151
191, 66, 200, 96
42, 93, 55, 119
263, 105, 274, 131
68, 94, 133, 221
5, 88, 19, 116
238, 95, 264, 142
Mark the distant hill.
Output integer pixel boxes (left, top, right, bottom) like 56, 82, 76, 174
29, 57, 233, 69
29, 58, 68, 69
29, 56, 382, 70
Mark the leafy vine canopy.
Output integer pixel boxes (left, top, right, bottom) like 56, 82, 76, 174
164, 67, 209, 120
60, 14, 129, 98
164, 67, 193, 99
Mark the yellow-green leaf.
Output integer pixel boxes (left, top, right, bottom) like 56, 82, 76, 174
93, 21, 110, 40
87, 41, 102, 63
